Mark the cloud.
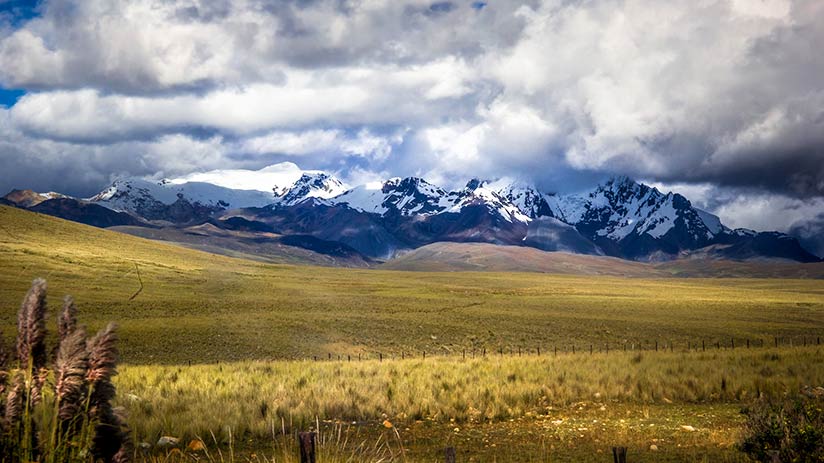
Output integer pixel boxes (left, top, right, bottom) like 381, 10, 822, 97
169, 162, 308, 193
1, 0, 824, 241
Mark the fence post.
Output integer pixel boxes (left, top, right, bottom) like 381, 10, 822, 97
299, 432, 316, 463
518, 347, 521, 357
462, 349, 466, 360
423, 351, 426, 360
655, 341, 658, 352
348, 354, 351, 362
537, 346, 541, 356
775, 337, 778, 348
328, 353, 331, 360
358, 353, 361, 361
702, 340, 705, 352
379, 353, 382, 362
612, 446, 627, 463
444, 446, 456, 463
747, 339, 750, 349
483, 347, 486, 357
572, 345, 576, 354
590, 344, 593, 355
554, 346, 557, 356
731, 338, 735, 349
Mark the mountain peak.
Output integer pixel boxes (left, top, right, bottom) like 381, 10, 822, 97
277, 172, 347, 206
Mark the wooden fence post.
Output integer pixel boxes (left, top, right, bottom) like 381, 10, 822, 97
537, 346, 541, 356
731, 338, 735, 349
444, 446, 456, 463
299, 432, 316, 463
379, 353, 383, 362
612, 446, 627, 463
702, 340, 705, 351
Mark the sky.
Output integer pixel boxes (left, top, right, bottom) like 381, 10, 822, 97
1, 0, 824, 255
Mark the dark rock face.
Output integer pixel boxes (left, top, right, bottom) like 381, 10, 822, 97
28, 198, 146, 228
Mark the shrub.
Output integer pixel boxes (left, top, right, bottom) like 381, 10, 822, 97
0, 279, 131, 463
739, 391, 824, 462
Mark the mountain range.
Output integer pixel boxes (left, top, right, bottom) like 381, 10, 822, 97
3, 163, 820, 265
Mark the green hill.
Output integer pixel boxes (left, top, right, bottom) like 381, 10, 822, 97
1, 205, 823, 364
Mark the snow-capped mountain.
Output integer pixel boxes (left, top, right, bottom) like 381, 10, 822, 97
331, 177, 529, 224
332, 177, 452, 216
5, 168, 820, 263
275, 172, 348, 206
88, 178, 276, 223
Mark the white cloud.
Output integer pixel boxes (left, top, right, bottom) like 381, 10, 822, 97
169, 162, 307, 193
1, 0, 824, 236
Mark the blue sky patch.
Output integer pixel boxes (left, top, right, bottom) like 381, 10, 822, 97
0, 88, 25, 107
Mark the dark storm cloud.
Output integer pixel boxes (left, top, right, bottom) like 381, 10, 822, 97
1, 0, 824, 240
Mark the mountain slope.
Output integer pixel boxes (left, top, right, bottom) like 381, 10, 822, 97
382, 242, 662, 276
382, 241, 824, 278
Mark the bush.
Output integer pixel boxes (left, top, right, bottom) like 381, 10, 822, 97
739, 391, 824, 462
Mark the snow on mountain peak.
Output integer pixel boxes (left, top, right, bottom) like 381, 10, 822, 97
168, 162, 310, 195
277, 172, 348, 205
88, 176, 275, 213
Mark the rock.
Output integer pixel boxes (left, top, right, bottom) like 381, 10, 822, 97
157, 436, 180, 447
681, 425, 696, 432
594, 392, 601, 399
649, 444, 659, 451
187, 439, 206, 451
801, 385, 824, 399
138, 442, 151, 451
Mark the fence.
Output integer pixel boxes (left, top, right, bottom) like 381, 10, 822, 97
306, 335, 822, 363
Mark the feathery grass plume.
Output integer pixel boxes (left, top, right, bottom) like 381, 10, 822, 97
16, 278, 48, 371
54, 327, 89, 438
112, 407, 134, 463
3, 371, 25, 429
87, 323, 127, 462
0, 330, 9, 398
58, 295, 78, 342
29, 366, 49, 406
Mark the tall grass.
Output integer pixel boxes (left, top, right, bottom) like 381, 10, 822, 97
0, 279, 130, 463
116, 347, 824, 445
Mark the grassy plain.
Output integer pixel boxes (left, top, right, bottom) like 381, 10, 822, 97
1, 205, 823, 365
2, 205, 824, 460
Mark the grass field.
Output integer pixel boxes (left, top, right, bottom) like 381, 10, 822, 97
2, 205, 824, 461
1, 205, 823, 365
114, 348, 823, 462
